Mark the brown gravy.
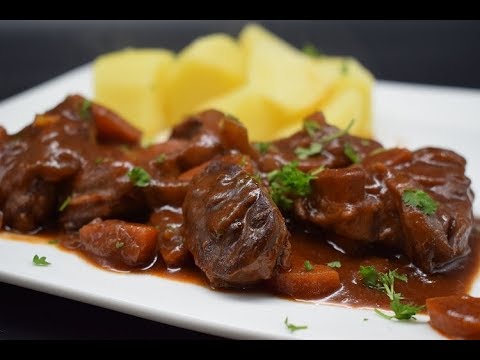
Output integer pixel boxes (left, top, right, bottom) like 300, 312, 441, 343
2, 220, 480, 310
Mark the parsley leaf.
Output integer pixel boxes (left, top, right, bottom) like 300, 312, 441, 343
127, 167, 151, 187
254, 142, 271, 155
80, 99, 92, 120
327, 260, 341, 268
48, 239, 59, 245
33, 255, 51, 266
402, 189, 438, 215
284, 317, 308, 333
155, 154, 166, 164
116, 241, 125, 249
343, 142, 361, 164
358, 265, 424, 321
320, 119, 355, 144
304, 119, 322, 138
304, 260, 314, 271
302, 43, 322, 58
267, 161, 316, 210
58, 196, 71, 212
359, 265, 379, 288
295, 142, 323, 160
341, 60, 349, 75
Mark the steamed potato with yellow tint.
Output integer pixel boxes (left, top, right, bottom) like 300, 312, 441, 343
93, 24, 374, 141
94, 49, 174, 136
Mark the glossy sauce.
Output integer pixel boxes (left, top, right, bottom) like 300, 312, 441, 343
2, 220, 479, 311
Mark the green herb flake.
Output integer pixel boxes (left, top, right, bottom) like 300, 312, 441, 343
127, 167, 151, 187
358, 265, 424, 321
284, 317, 308, 333
267, 161, 316, 210
116, 241, 125, 249
327, 260, 341, 268
304, 119, 322, 138
341, 60, 349, 75
304, 260, 314, 272
295, 142, 323, 160
58, 196, 71, 212
369, 147, 387, 156
33, 255, 51, 266
320, 119, 355, 144
254, 142, 271, 155
80, 99, 92, 120
155, 154, 166, 164
302, 43, 322, 58
343, 142, 361, 164
95, 157, 104, 165
402, 189, 438, 215
48, 239, 60, 245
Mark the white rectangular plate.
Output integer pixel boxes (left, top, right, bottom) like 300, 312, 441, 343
0, 64, 479, 339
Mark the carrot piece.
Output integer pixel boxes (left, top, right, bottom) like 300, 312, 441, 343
91, 103, 142, 145
426, 295, 480, 339
271, 261, 340, 299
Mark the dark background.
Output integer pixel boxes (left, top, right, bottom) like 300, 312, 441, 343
0, 20, 479, 340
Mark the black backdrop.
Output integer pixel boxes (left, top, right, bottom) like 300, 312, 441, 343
0, 20, 479, 339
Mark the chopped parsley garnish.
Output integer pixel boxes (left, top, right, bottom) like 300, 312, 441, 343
267, 161, 316, 210
58, 196, 71, 212
341, 60, 349, 75
155, 154, 166, 164
95, 157, 104, 165
80, 99, 92, 119
402, 189, 438, 215
369, 147, 387, 156
116, 241, 125, 249
327, 260, 341, 268
302, 43, 322, 58
127, 167, 151, 187
304, 260, 314, 271
304, 119, 322, 137
343, 142, 361, 163
48, 239, 59, 245
254, 142, 271, 155
33, 255, 51, 266
358, 265, 424, 321
295, 142, 322, 160
310, 165, 325, 176
284, 317, 308, 333
320, 119, 355, 143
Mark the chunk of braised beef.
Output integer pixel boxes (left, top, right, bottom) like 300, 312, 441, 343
79, 218, 158, 267
150, 207, 189, 268
295, 147, 473, 273
256, 112, 382, 173
183, 158, 291, 288
60, 160, 147, 230
170, 109, 257, 171
0, 114, 93, 232
47, 94, 142, 145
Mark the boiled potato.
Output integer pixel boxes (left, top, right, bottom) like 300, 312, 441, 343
275, 56, 374, 139
164, 34, 245, 125
93, 24, 374, 141
94, 48, 174, 136
197, 85, 287, 138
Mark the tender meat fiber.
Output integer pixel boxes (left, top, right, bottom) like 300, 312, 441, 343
170, 109, 257, 171
295, 147, 474, 273
256, 112, 382, 173
79, 218, 158, 267
183, 159, 291, 288
150, 206, 189, 268
0, 112, 93, 231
